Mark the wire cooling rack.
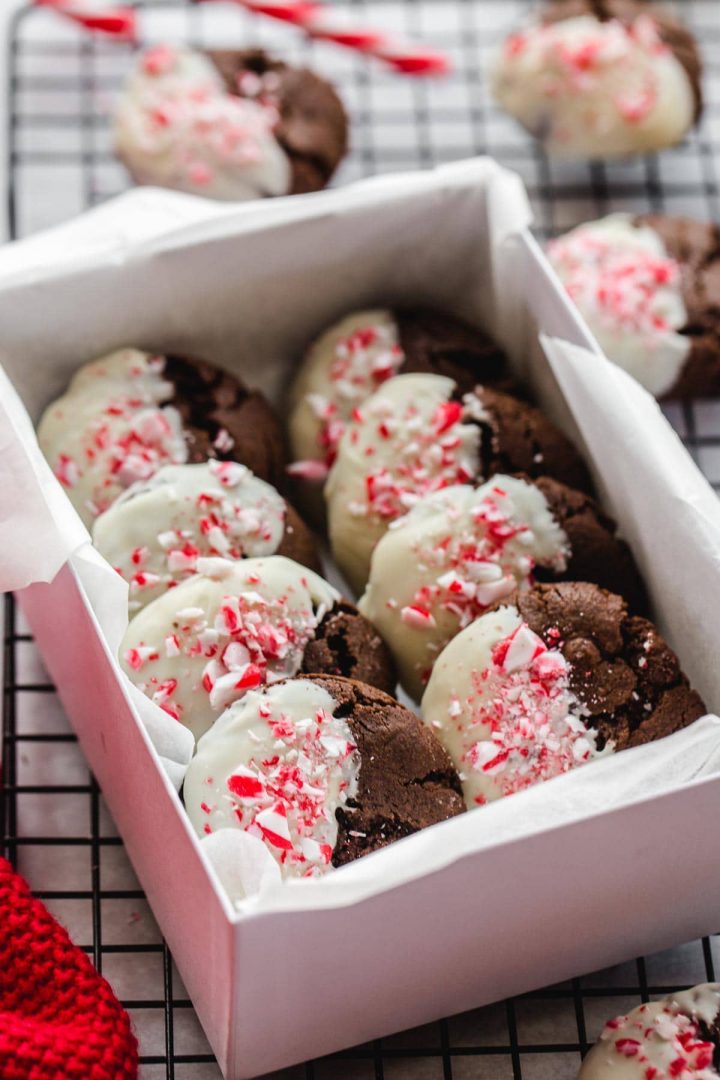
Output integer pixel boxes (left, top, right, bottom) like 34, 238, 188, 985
3, 2, 720, 1078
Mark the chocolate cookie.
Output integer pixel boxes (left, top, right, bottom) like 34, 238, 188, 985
579, 983, 720, 1078
548, 212, 720, 399
300, 599, 396, 695
183, 674, 465, 879
37, 349, 286, 527
287, 307, 513, 483
162, 354, 287, 489
637, 213, 720, 398
208, 49, 348, 194
421, 581, 704, 807
492, 0, 702, 159
325, 372, 591, 593
92, 461, 321, 614
359, 473, 644, 701
120, 554, 396, 740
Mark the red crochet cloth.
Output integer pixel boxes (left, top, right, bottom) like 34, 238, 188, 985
0, 857, 138, 1079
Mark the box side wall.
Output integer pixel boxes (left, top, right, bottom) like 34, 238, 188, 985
228, 773, 720, 1078
18, 568, 236, 1076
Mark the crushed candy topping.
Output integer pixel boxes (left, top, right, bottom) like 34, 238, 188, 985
123, 571, 330, 725
548, 220, 684, 344
50, 357, 188, 518
304, 320, 405, 468
453, 622, 604, 800
344, 389, 481, 523
117, 46, 284, 195
502, 14, 668, 126
592, 992, 720, 1079
105, 461, 287, 610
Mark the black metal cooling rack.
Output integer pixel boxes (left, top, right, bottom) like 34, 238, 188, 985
3, 1, 720, 1077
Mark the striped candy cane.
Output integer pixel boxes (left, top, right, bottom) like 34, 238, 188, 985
33, 0, 450, 75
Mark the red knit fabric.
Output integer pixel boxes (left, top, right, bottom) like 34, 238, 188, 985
0, 857, 138, 1079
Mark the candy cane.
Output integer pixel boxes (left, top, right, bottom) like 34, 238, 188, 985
33, 0, 450, 76
33, 0, 137, 39
223, 0, 451, 74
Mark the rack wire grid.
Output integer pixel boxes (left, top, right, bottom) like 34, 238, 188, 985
2, 1, 720, 1077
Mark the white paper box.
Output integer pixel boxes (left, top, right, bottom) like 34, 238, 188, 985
3, 160, 720, 1079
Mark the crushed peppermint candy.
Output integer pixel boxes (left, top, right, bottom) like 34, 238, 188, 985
343, 388, 480, 522
586, 990, 720, 1079
115, 45, 285, 198
548, 220, 684, 343
184, 681, 360, 878
303, 319, 405, 468
453, 621, 605, 802
120, 560, 337, 739
94, 461, 287, 612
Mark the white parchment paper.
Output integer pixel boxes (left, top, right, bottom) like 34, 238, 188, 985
0, 158, 718, 907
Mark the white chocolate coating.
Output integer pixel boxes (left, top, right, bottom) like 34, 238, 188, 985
579, 984, 720, 1078
421, 605, 605, 807
113, 45, 291, 201
325, 374, 482, 594
359, 477, 569, 701
288, 310, 404, 476
38, 350, 188, 527
184, 679, 360, 878
491, 14, 696, 159
93, 461, 287, 613
120, 555, 339, 741
548, 214, 691, 397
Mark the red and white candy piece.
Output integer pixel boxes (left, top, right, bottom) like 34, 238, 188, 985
421, 603, 606, 807
120, 555, 339, 741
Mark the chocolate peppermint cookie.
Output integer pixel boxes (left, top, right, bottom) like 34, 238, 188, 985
579, 983, 720, 1078
183, 674, 465, 879
93, 461, 320, 614
324, 372, 591, 593
120, 555, 396, 740
359, 473, 644, 700
288, 307, 513, 482
37, 349, 286, 527
421, 580, 705, 807
492, 0, 702, 159
113, 44, 347, 201
549, 213, 720, 398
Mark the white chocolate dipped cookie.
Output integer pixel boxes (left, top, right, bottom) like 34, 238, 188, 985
113, 46, 291, 201
548, 214, 691, 396
579, 984, 720, 1078
491, 3, 701, 160
184, 674, 465, 879
421, 581, 704, 808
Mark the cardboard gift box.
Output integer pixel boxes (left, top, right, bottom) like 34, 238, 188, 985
1, 159, 720, 1079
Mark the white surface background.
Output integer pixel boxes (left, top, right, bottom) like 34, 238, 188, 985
3, 2, 720, 1078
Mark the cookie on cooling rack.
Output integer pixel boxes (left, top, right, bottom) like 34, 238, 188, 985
491, 0, 702, 159
421, 581, 705, 808
37, 349, 287, 527
358, 473, 645, 701
183, 674, 465, 879
119, 555, 396, 740
548, 213, 720, 398
92, 461, 321, 613
324, 372, 592, 593
113, 44, 348, 200
287, 307, 515, 483
578, 983, 720, 1078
